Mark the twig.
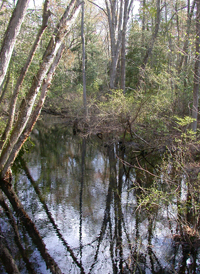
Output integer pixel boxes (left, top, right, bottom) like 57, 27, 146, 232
87, 0, 107, 15
133, 131, 150, 145
116, 154, 175, 185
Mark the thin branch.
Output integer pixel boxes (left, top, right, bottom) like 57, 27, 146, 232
87, 0, 107, 15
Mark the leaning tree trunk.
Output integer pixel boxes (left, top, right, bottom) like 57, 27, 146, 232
0, 0, 81, 179
0, 226, 20, 274
192, 0, 200, 132
1, 44, 65, 177
0, 0, 51, 152
0, 0, 30, 88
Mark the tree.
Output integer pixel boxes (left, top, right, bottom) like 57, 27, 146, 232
81, 1, 87, 116
192, 0, 200, 132
177, 0, 196, 74
126, 0, 163, 90
140, 0, 161, 73
120, 0, 134, 93
0, 0, 81, 179
105, 0, 133, 90
0, 0, 30, 90
0, 0, 51, 153
54, 1, 108, 98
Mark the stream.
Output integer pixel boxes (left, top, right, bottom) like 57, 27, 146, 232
0, 118, 200, 274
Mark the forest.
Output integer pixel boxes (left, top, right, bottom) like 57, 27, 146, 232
0, 0, 200, 178
1, 0, 200, 273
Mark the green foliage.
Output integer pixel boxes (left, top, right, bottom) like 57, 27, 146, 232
135, 135, 200, 233
181, 129, 196, 141
137, 185, 174, 213
126, 23, 152, 89
0, 118, 5, 136
174, 115, 196, 127
0, 0, 199, 143
87, 79, 103, 96
98, 90, 134, 120
174, 116, 197, 141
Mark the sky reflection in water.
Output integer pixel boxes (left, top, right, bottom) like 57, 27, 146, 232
0, 121, 200, 273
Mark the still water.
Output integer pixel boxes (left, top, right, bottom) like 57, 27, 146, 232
0, 119, 200, 273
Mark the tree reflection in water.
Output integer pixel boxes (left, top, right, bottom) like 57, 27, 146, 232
0, 122, 200, 273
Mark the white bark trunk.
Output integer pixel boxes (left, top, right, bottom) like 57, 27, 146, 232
0, 0, 51, 151
0, 0, 81, 178
0, 0, 30, 87
1, 44, 65, 177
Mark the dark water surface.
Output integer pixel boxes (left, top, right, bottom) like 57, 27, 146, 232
0, 119, 200, 273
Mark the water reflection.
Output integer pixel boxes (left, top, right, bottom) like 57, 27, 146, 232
0, 120, 200, 273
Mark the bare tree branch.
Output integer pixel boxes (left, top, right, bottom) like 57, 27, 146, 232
87, 0, 107, 15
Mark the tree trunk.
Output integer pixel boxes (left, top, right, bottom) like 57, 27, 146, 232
0, 234, 20, 274
0, 0, 51, 151
0, 70, 10, 104
0, 0, 81, 179
81, 1, 87, 117
0, 38, 61, 174
0, 0, 30, 88
177, 0, 195, 73
192, 0, 200, 132
141, 0, 146, 47
1, 44, 65, 177
105, 0, 121, 89
120, 0, 128, 93
120, 0, 134, 93
105, 0, 132, 90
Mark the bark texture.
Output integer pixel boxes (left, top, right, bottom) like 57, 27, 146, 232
0, 0, 30, 87
1, 44, 65, 176
0, 237, 20, 274
0, 0, 51, 151
0, 0, 81, 178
